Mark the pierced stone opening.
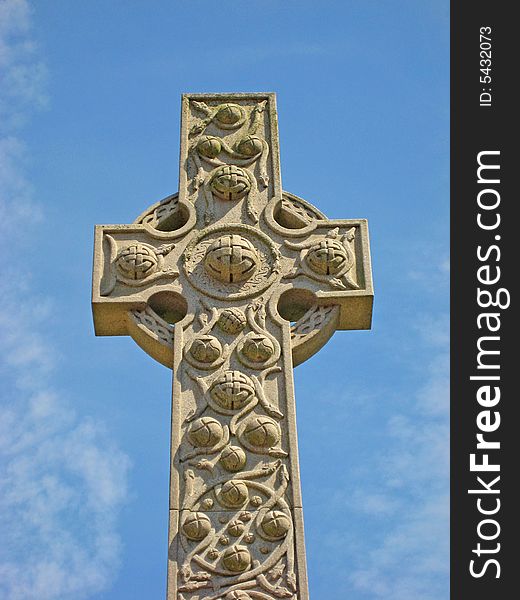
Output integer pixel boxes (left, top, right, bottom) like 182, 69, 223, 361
148, 291, 187, 325
273, 200, 309, 229
277, 288, 316, 323
155, 202, 190, 232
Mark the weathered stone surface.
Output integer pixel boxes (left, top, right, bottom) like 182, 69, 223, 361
92, 93, 373, 599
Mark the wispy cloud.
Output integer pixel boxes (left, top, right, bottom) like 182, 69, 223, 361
0, 2, 130, 598
347, 254, 449, 599
0, 0, 47, 131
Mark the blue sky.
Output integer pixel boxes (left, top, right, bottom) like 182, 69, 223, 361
0, 1, 449, 599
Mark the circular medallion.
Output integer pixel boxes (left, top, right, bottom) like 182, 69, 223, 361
208, 548, 220, 560
240, 333, 275, 363
116, 244, 158, 280
236, 135, 263, 157
202, 498, 214, 510
210, 371, 255, 411
220, 445, 247, 472
222, 545, 251, 573
215, 103, 245, 129
219, 481, 249, 508
183, 224, 280, 301
189, 335, 222, 363
218, 308, 247, 334
227, 520, 245, 537
182, 512, 211, 540
240, 416, 280, 451
305, 239, 349, 276
197, 135, 222, 158
261, 510, 291, 539
204, 234, 259, 283
210, 165, 251, 201
188, 417, 224, 448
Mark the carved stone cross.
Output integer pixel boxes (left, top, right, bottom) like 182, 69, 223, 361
92, 93, 373, 600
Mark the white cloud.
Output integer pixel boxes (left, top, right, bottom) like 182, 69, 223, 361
0, 0, 48, 132
348, 254, 449, 599
350, 494, 449, 599
0, 3, 131, 598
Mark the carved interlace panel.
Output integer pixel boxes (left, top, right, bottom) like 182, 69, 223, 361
92, 94, 373, 600
172, 300, 300, 600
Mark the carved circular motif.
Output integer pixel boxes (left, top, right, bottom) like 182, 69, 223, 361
210, 371, 255, 411
227, 520, 245, 537
182, 512, 211, 540
222, 545, 251, 573
236, 135, 263, 157
189, 335, 222, 363
183, 224, 280, 301
220, 445, 247, 472
261, 510, 291, 539
241, 416, 280, 450
219, 481, 249, 508
116, 244, 158, 280
188, 417, 224, 448
202, 498, 214, 510
197, 135, 222, 158
210, 165, 251, 201
204, 234, 259, 284
218, 308, 247, 334
305, 239, 349, 276
215, 103, 244, 128
240, 333, 275, 363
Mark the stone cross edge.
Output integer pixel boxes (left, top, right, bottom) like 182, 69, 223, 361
92, 93, 373, 600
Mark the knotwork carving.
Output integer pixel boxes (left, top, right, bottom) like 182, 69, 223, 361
177, 466, 297, 598
279, 195, 322, 224
284, 226, 359, 290
185, 366, 283, 432
291, 305, 338, 345
188, 99, 269, 223
204, 234, 260, 284
218, 308, 247, 335
183, 225, 281, 300
100, 236, 177, 296
131, 306, 174, 346
210, 166, 253, 202
135, 193, 179, 229
178, 461, 296, 596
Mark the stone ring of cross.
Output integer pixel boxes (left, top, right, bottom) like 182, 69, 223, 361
92, 93, 373, 600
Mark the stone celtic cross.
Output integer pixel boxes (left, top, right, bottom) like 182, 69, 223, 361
92, 93, 373, 600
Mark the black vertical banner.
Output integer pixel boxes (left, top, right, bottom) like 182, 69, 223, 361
451, 2, 515, 599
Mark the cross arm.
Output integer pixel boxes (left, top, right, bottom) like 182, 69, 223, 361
91, 223, 193, 365
265, 208, 374, 331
